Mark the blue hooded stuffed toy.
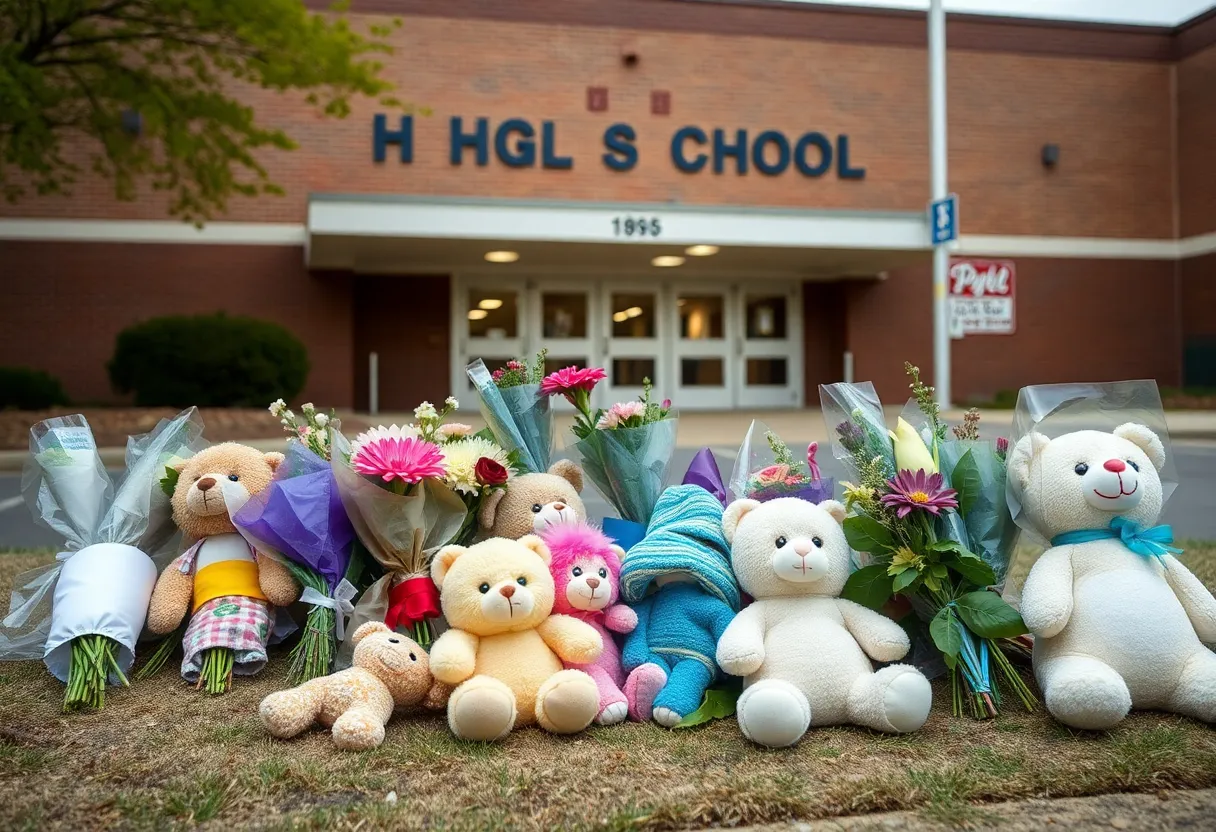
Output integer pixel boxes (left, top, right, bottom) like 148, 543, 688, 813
620, 484, 742, 727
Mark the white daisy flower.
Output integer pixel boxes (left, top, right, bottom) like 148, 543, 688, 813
441, 436, 511, 495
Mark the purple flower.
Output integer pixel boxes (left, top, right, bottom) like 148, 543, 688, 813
881, 469, 958, 518
996, 436, 1009, 459
836, 420, 864, 451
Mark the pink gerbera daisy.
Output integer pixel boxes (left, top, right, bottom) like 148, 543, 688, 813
351, 431, 446, 485
540, 366, 607, 397
880, 469, 958, 518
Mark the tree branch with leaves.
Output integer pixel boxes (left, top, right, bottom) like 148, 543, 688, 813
0, 0, 408, 223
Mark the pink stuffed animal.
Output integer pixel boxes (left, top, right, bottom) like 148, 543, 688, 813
542, 523, 638, 725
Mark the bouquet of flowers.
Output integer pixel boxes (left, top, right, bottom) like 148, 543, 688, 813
334, 398, 512, 649
542, 366, 677, 550
821, 366, 1036, 718
229, 401, 361, 685
467, 349, 552, 474
729, 420, 835, 504
0, 409, 205, 710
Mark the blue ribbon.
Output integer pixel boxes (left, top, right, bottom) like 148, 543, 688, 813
1051, 517, 1183, 562
945, 601, 992, 696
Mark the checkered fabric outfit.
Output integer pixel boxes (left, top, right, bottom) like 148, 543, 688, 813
181, 594, 274, 682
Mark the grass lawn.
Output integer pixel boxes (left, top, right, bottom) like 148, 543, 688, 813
2, 547, 1216, 831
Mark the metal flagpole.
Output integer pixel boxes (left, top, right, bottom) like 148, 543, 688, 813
929, 0, 951, 408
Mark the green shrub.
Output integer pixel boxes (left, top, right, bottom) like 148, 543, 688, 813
0, 367, 70, 410
108, 313, 309, 407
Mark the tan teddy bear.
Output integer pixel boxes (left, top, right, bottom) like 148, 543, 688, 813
259, 622, 450, 750
478, 459, 586, 539
429, 534, 603, 741
147, 442, 301, 691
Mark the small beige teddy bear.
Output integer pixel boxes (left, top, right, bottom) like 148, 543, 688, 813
478, 460, 587, 539
258, 622, 450, 750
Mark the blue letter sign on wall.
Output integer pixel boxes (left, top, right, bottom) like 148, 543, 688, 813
375, 115, 866, 180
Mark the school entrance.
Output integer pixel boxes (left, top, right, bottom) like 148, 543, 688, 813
452, 277, 804, 410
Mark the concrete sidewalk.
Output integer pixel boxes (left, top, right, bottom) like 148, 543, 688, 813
2, 407, 1215, 472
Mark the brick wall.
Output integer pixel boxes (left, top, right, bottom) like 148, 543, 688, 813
846, 257, 1182, 403
0, 9, 1177, 238
1179, 42, 1216, 237
0, 242, 355, 406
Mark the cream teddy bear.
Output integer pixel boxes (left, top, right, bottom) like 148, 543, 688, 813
478, 460, 586, 539
428, 535, 603, 741
718, 497, 933, 747
148, 443, 300, 689
1010, 424, 1216, 730
259, 622, 450, 750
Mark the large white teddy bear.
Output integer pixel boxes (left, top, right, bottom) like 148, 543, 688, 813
717, 497, 933, 747
1011, 423, 1216, 730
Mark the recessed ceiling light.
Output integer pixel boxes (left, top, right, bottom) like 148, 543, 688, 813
685, 245, 719, 257
651, 255, 685, 267
612, 311, 629, 323
467, 309, 489, 320
484, 250, 519, 263
478, 298, 504, 310
624, 306, 644, 318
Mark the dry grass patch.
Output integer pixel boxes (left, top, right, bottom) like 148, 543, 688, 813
2, 547, 1216, 830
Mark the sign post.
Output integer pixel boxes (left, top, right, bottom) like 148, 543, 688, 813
928, 0, 951, 409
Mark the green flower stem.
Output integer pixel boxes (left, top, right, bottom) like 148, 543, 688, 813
64, 634, 127, 712
135, 622, 188, 680
284, 562, 337, 686
198, 647, 234, 695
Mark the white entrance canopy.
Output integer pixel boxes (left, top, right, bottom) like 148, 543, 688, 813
306, 194, 932, 278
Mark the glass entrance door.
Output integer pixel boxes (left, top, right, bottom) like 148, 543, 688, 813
600, 284, 664, 409
738, 284, 803, 407
458, 280, 527, 394
672, 286, 735, 409
453, 276, 802, 411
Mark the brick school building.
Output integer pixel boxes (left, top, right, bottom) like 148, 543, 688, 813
2, 0, 1214, 411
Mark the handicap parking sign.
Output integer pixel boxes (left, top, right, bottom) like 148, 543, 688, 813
930, 194, 959, 245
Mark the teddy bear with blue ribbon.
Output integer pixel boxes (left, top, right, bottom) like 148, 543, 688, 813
1008, 422, 1216, 730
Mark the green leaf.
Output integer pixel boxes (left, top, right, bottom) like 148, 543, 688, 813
928, 539, 963, 553
930, 606, 961, 669
952, 591, 1028, 639
950, 449, 982, 517
675, 687, 738, 729
160, 464, 180, 498
892, 569, 919, 592
929, 563, 948, 578
841, 565, 895, 610
950, 555, 997, 588
843, 515, 895, 555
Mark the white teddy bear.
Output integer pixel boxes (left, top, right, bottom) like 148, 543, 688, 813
718, 497, 933, 747
1011, 423, 1216, 730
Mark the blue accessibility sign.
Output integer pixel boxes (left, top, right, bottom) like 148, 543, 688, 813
930, 194, 959, 245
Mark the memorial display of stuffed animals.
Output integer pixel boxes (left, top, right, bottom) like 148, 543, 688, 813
1010, 424, 1216, 730
147, 443, 301, 693
427, 535, 604, 740
259, 622, 450, 750
719, 497, 933, 747
542, 522, 637, 725
477, 460, 587, 540
619, 484, 742, 728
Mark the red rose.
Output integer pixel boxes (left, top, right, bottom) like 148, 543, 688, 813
475, 457, 509, 486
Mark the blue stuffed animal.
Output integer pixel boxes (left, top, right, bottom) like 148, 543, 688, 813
619, 484, 742, 727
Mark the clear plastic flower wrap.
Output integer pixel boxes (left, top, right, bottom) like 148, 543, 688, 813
329, 427, 466, 661
0, 409, 205, 708
467, 358, 552, 474
1003, 379, 1176, 599
728, 419, 834, 504
819, 381, 896, 480
574, 416, 679, 527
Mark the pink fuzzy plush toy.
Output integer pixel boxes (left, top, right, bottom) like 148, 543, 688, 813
542, 523, 638, 725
